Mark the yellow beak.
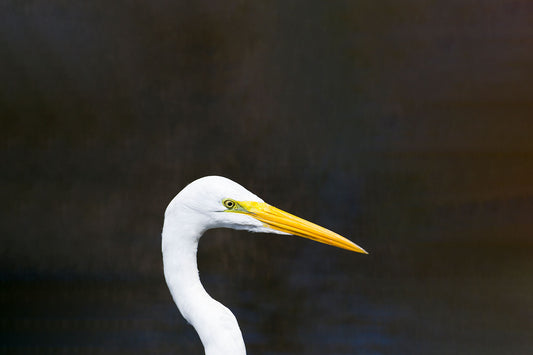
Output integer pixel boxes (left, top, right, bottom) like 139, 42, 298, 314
235, 201, 368, 254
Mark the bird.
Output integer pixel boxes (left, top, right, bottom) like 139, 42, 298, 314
162, 176, 367, 355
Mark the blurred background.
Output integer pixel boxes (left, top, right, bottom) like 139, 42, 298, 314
1, 1, 532, 354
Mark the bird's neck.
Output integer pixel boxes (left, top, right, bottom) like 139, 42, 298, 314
162, 211, 246, 355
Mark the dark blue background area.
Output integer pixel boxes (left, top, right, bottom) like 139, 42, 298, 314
1, 1, 532, 354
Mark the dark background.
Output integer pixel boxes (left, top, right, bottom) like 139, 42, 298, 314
1, 1, 532, 354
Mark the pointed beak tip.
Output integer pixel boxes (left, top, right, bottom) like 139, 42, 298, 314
239, 200, 369, 256
353, 246, 369, 254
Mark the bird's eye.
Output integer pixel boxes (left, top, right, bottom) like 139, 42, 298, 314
223, 199, 236, 209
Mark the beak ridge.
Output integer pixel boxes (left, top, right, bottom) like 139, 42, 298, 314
238, 201, 368, 254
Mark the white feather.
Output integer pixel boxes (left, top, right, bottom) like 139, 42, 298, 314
162, 176, 269, 355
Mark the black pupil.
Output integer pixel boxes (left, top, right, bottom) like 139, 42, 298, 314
227, 201, 234, 208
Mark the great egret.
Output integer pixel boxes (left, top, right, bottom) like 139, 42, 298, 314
162, 176, 367, 355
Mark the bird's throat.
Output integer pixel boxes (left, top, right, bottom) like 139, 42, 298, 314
162, 216, 246, 355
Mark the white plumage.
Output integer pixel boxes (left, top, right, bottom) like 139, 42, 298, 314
162, 176, 366, 354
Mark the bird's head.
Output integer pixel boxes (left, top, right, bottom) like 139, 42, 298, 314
165, 176, 367, 254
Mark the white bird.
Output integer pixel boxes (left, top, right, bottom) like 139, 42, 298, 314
162, 176, 367, 355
